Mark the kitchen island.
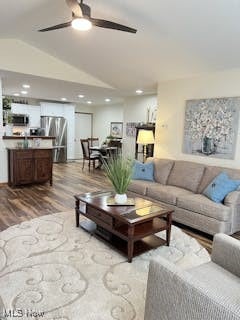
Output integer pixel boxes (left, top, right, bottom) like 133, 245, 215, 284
2, 135, 55, 147
7, 147, 53, 187
2, 136, 55, 186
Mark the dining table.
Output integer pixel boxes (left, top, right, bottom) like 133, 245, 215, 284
89, 146, 118, 169
89, 145, 118, 157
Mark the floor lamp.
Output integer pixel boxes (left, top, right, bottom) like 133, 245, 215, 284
137, 129, 155, 163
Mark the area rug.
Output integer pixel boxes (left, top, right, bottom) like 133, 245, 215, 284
0, 211, 210, 320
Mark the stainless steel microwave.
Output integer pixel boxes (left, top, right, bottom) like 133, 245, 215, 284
12, 114, 29, 126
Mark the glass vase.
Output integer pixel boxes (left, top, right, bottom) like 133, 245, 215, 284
202, 136, 214, 155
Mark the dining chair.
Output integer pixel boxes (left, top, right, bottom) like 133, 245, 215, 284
80, 139, 100, 171
88, 138, 101, 157
88, 137, 99, 147
88, 137, 110, 167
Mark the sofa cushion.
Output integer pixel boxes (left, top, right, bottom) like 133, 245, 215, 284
198, 166, 240, 194
177, 194, 231, 221
147, 185, 193, 205
152, 158, 174, 184
189, 262, 240, 306
203, 172, 240, 203
128, 180, 156, 196
167, 161, 205, 193
132, 160, 154, 181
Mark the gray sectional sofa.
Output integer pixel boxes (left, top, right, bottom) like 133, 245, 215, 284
128, 158, 240, 235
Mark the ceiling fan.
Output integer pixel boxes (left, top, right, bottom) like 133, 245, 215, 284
38, 0, 137, 34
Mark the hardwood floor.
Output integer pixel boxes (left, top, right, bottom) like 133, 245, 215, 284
0, 161, 110, 231
0, 161, 239, 253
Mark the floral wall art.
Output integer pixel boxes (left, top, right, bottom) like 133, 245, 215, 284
183, 97, 240, 159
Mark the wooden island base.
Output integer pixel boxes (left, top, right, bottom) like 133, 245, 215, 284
7, 148, 53, 187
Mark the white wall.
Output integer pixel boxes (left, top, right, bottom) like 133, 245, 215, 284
75, 104, 94, 113
87, 95, 157, 158
123, 95, 157, 158
155, 68, 240, 169
92, 103, 124, 144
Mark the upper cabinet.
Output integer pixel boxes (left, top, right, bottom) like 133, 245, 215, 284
28, 106, 41, 127
11, 103, 41, 127
40, 102, 64, 117
10, 102, 74, 128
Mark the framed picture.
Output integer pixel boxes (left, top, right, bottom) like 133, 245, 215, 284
126, 122, 139, 137
110, 122, 123, 138
183, 97, 240, 159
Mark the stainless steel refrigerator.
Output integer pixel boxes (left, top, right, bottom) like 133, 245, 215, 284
41, 116, 67, 163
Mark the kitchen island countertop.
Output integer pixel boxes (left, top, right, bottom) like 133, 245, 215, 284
2, 136, 55, 139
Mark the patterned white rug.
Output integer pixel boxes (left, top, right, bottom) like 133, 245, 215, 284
0, 212, 210, 320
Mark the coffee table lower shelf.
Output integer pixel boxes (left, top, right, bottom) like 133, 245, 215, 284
79, 219, 167, 261
75, 192, 173, 263
111, 234, 167, 259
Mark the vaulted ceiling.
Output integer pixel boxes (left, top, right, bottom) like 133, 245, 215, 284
1, 0, 240, 103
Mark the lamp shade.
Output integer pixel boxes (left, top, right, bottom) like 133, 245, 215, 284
137, 129, 155, 144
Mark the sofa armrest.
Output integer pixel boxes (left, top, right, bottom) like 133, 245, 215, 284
224, 191, 240, 234
224, 190, 240, 206
144, 256, 240, 320
211, 233, 240, 277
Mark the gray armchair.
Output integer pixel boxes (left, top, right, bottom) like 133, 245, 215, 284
144, 234, 240, 320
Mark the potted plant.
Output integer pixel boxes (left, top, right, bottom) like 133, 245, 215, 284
106, 135, 114, 146
102, 156, 133, 204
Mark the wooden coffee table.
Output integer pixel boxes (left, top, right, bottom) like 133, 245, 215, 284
74, 191, 173, 262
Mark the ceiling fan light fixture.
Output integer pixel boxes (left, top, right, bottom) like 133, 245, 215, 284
71, 18, 92, 31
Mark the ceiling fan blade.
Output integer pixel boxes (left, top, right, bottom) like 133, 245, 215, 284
38, 21, 72, 32
79, 2, 91, 17
65, 0, 82, 17
90, 18, 137, 33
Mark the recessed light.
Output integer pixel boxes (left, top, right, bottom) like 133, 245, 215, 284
87, 101, 92, 104
13, 93, 20, 96
136, 89, 143, 94
61, 98, 67, 101
105, 98, 111, 102
78, 94, 84, 98
22, 84, 30, 89
21, 91, 28, 95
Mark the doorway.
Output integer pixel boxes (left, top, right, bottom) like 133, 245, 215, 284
74, 112, 93, 159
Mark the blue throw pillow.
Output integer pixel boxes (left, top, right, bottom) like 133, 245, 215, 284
203, 172, 240, 203
132, 160, 154, 181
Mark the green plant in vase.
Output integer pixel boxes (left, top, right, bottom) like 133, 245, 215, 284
102, 156, 133, 204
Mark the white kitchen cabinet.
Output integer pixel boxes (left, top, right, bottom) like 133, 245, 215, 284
11, 103, 41, 127
28, 106, 41, 127
11, 103, 28, 114
40, 102, 64, 116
